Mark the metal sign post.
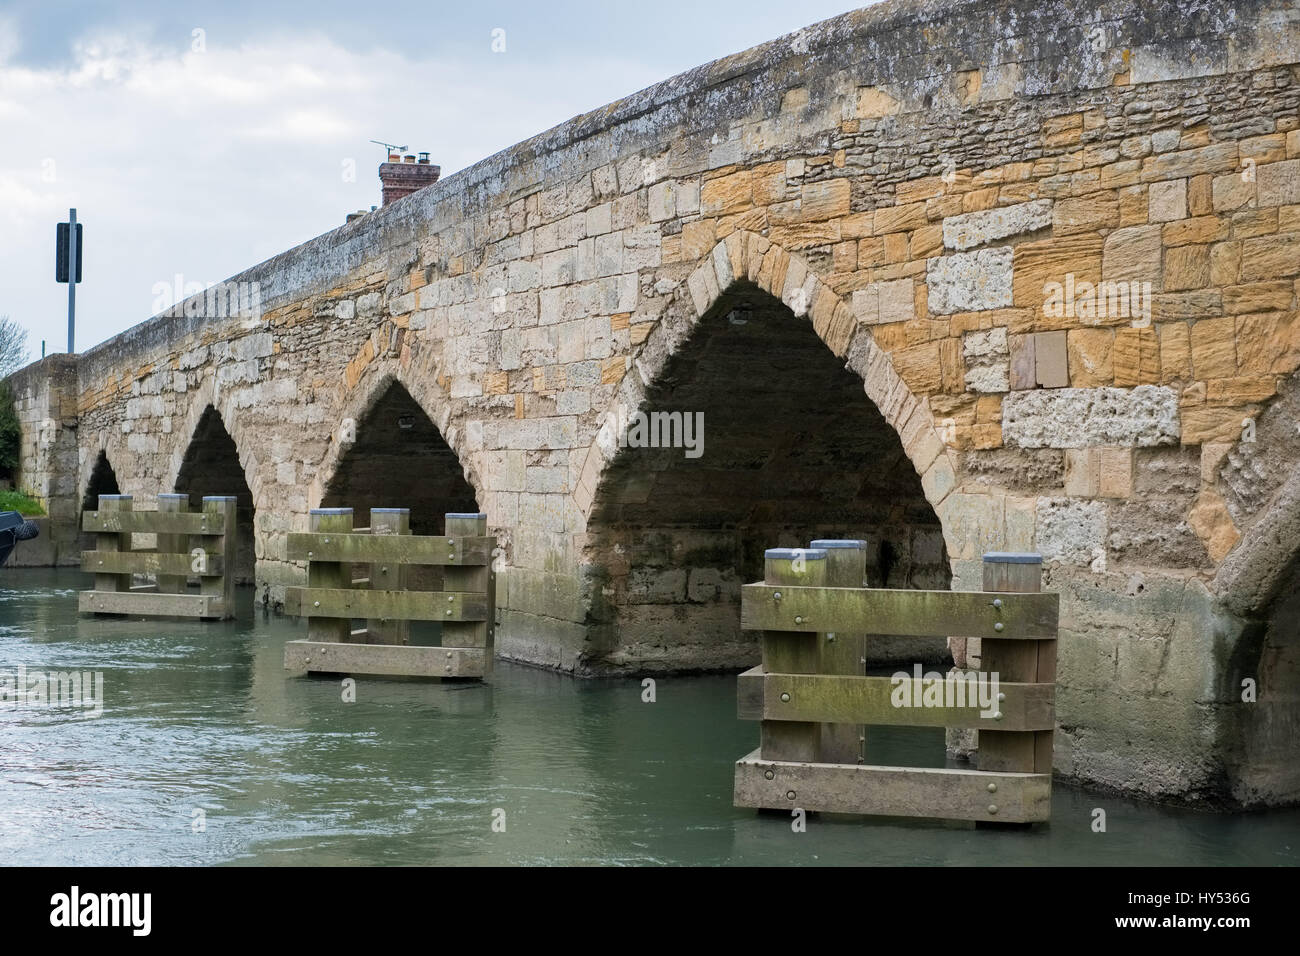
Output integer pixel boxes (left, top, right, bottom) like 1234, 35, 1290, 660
56, 209, 82, 353
66, 208, 76, 353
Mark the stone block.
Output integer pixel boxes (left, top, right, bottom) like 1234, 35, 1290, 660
1103, 225, 1163, 284
1189, 317, 1236, 378
1112, 326, 1160, 386
1240, 234, 1300, 281
1209, 241, 1241, 286
1180, 404, 1256, 444
1067, 328, 1114, 387
892, 342, 943, 394
1002, 386, 1179, 448
1236, 312, 1300, 375
1034, 330, 1069, 388
800, 179, 851, 220
1212, 173, 1256, 212
1098, 446, 1134, 498
1149, 179, 1187, 222
1013, 235, 1103, 311
1035, 498, 1108, 566
1188, 175, 1213, 216
1256, 160, 1300, 207
1164, 245, 1211, 291
1187, 490, 1240, 562
1009, 332, 1036, 389
873, 202, 929, 234
962, 328, 1009, 392
1064, 447, 1099, 497
700, 171, 752, 216
856, 86, 901, 118
1157, 321, 1192, 382
927, 248, 1013, 314
941, 199, 1053, 251
1163, 215, 1229, 246
1053, 192, 1119, 234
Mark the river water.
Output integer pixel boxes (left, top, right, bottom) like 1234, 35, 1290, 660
1, 569, 1295, 866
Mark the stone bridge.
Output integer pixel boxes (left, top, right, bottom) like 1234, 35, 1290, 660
8, 0, 1300, 807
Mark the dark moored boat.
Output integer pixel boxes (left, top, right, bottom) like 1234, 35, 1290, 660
0, 511, 39, 567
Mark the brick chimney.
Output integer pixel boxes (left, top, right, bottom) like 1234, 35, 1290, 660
379, 151, 440, 206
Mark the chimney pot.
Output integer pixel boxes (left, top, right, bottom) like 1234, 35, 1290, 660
418, 152, 430, 164
403, 154, 416, 163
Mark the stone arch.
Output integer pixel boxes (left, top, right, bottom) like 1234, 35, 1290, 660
577, 232, 957, 529
167, 378, 263, 507
77, 448, 122, 553
79, 448, 121, 512
171, 384, 258, 583
1207, 412, 1300, 805
316, 360, 479, 535
574, 231, 962, 673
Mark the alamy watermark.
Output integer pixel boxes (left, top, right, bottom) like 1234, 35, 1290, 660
890, 663, 1001, 719
1043, 273, 1152, 327
612, 404, 705, 459
50, 886, 150, 936
152, 274, 262, 321
0, 665, 104, 716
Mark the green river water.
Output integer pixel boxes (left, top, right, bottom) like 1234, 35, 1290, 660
1, 569, 1296, 866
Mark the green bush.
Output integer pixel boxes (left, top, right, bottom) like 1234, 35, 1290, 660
0, 383, 19, 478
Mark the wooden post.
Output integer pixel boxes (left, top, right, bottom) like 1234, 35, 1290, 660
442, 512, 491, 675
759, 547, 827, 763
977, 552, 1053, 775
198, 497, 237, 620
306, 508, 353, 643
156, 493, 188, 595
95, 495, 133, 595
810, 539, 867, 764
368, 508, 410, 646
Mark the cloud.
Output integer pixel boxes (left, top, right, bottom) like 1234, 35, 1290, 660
0, 2, 864, 357
0, 30, 667, 353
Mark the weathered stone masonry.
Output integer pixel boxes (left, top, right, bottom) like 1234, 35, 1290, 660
7, 0, 1300, 807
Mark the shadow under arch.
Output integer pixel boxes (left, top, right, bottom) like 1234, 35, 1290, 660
581, 261, 950, 675
320, 376, 478, 535
174, 405, 257, 584
78, 449, 121, 553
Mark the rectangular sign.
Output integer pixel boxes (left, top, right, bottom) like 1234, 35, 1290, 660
56, 222, 83, 283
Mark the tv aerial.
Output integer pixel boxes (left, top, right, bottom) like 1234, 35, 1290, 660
370, 139, 408, 156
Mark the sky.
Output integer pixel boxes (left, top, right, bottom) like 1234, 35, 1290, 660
0, 0, 869, 360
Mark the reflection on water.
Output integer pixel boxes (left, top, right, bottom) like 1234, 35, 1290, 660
0, 569, 1296, 866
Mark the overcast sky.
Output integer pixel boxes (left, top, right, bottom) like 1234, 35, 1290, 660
0, 0, 869, 360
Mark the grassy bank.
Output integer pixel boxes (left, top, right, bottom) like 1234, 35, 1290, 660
0, 491, 45, 516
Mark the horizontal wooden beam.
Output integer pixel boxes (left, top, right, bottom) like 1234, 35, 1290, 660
283, 640, 486, 679
733, 749, 1051, 823
81, 551, 224, 577
78, 590, 225, 619
284, 587, 488, 624
741, 584, 1058, 640
82, 511, 227, 535
286, 532, 492, 566
736, 667, 1054, 731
